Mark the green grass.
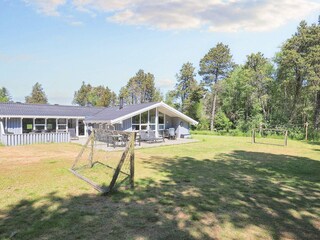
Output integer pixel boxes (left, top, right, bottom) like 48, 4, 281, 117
0, 136, 319, 240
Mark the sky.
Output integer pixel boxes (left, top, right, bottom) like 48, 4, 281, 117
0, 0, 320, 105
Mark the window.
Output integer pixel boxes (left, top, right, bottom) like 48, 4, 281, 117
158, 112, 165, 131
150, 125, 156, 130
132, 125, 140, 130
57, 118, 67, 131
35, 118, 45, 131
141, 112, 148, 124
141, 125, 147, 130
22, 118, 33, 133
132, 110, 166, 132
132, 115, 140, 124
158, 112, 164, 124
47, 119, 56, 131
149, 109, 156, 123
132, 114, 140, 130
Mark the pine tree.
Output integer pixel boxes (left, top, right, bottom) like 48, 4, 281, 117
199, 43, 234, 130
0, 87, 11, 103
25, 82, 48, 104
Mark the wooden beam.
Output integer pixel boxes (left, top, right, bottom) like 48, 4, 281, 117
69, 169, 109, 193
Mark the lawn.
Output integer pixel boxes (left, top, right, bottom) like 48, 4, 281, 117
0, 135, 319, 240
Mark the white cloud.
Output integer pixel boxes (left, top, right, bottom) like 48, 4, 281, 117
24, 0, 66, 16
24, 0, 320, 32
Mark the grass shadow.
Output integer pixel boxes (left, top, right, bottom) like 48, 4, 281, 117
1, 151, 319, 239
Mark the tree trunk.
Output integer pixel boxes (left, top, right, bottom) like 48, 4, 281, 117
210, 92, 217, 131
314, 90, 320, 130
289, 73, 302, 123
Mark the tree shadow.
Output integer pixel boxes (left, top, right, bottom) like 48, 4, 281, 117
307, 141, 320, 146
1, 151, 319, 239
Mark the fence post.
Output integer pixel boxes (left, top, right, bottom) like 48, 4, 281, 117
305, 122, 308, 141
252, 129, 255, 144
284, 130, 288, 146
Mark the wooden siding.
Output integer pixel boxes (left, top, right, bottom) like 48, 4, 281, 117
165, 115, 173, 128
7, 118, 22, 134
122, 118, 132, 131
0, 132, 70, 146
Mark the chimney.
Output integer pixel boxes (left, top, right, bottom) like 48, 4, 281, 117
119, 97, 124, 109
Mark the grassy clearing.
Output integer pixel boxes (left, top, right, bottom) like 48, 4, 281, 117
0, 136, 319, 240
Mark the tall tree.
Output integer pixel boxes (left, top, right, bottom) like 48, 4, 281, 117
199, 43, 234, 130
244, 52, 274, 122
25, 82, 48, 104
122, 69, 160, 104
164, 90, 180, 109
0, 87, 11, 103
87, 86, 115, 107
73, 82, 116, 107
175, 62, 197, 112
306, 22, 320, 129
276, 20, 320, 128
73, 82, 92, 106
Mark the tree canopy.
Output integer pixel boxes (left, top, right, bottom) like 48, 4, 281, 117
119, 69, 162, 105
25, 83, 48, 104
0, 87, 11, 103
73, 82, 116, 107
199, 43, 234, 130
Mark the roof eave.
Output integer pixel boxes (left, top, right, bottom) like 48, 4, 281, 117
110, 102, 198, 125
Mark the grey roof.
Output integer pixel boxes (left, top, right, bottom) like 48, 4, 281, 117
0, 102, 104, 117
0, 102, 199, 125
85, 102, 158, 122
0, 102, 158, 120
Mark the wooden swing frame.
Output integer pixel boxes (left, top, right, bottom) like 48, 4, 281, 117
70, 130, 135, 194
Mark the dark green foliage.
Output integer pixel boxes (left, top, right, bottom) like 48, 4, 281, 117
120, 69, 162, 105
73, 82, 116, 107
25, 82, 48, 104
199, 43, 234, 130
175, 62, 198, 111
193, 19, 320, 140
0, 87, 11, 102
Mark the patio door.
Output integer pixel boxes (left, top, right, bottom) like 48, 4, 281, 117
78, 120, 85, 136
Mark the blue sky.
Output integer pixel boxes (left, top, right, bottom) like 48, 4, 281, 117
1, 0, 319, 104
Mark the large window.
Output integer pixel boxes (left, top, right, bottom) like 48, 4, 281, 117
140, 112, 148, 130
132, 109, 165, 131
158, 112, 165, 130
149, 109, 156, 130
132, 115, 140, 130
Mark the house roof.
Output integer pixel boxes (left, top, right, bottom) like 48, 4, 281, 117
0, 102, 198, 125
85, 102, 199, 125
84, 102, 157, 122
0, 102, 103, 118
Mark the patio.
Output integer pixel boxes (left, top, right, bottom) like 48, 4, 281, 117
71, 136, 199, 151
